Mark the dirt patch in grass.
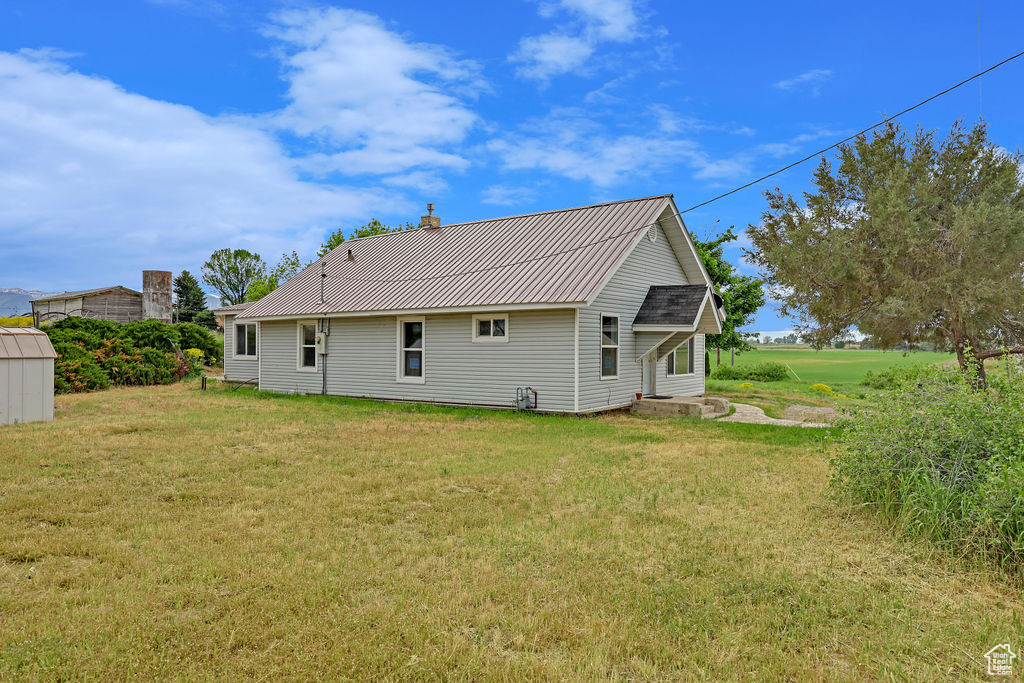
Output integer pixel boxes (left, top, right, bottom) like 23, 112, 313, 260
0, 383, 1019, 679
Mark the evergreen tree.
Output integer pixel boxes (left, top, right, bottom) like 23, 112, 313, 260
173, 270, 207, 323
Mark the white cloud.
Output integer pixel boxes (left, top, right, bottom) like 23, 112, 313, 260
266, 8, 485, 175
0, 49, 399, 289
480, 185, 537, 205
511, 0, 642, 81
486, 108, 753, 186
774, 69, 832, 95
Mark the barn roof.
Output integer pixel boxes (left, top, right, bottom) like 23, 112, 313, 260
0, 327, 57, 359
240, 194, 684, 320
30, 286, 140, 303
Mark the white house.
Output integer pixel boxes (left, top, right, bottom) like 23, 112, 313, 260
214, 194, 725, 413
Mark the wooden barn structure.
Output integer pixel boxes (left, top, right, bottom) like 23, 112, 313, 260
30, 270, 173, 325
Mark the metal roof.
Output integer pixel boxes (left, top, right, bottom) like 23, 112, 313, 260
30, 286, 140, 303
633, 285, 711, 326
212, 302, 252, 314
0, 327, 57, 359
240, 194, 674, 319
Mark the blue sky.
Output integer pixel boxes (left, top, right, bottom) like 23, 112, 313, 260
2, 0, 1022, 332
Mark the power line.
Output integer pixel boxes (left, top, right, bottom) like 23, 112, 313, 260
677, 48, 1024, 215
310, 48, 1024, 288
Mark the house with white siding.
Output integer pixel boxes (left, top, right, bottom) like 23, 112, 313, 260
213, 195, 725, 414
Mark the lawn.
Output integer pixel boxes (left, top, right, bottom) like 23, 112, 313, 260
715, 347, 952, 384
1, 383, 1021, 679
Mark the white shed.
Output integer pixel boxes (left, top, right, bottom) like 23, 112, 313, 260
0, 327, 57, 426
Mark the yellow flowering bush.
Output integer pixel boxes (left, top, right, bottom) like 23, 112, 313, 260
739, 382, 754, 389
810, 383, 834, 395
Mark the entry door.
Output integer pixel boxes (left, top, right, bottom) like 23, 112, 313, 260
642, 354, 656, 396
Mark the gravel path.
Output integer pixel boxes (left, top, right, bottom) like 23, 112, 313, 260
718, 402, 830, 428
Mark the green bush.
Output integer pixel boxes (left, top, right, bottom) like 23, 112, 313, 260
120, 319, 181, 353
861, 363, 935, 389
710, 361, 789, 382
831, 361, 1024, 566
175, 322, 221, 362
54, 355, 110, 393
47, 317, 193, 393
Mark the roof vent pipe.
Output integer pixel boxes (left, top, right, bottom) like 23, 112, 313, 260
320, 262, 326, 305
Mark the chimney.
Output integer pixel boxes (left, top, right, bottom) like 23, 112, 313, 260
419, 203, 440, 228
142, 270, 172, 323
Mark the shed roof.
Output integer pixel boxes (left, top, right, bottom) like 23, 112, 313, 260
0, 327, 57, 359
31, 286, 140, 303
240, 194, 680, 320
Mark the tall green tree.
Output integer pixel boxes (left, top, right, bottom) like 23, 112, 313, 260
692, 228, 765, 352
246, 251, 304, 302
201, 248, 266, 306
746, 120, 1024, 385
172, 270, 207, 323
317, 219, 412, 257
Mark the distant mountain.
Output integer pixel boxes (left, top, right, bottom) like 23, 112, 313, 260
0, 288, 52, 317
205, 293, 221, 310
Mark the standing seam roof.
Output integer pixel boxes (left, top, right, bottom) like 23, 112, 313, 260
240, 195, 673, 319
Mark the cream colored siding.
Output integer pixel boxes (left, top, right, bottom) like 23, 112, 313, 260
578, 220, 704, 412
659, 334, 706, 397
222, 314, 259, 383
257, 309, 576, 412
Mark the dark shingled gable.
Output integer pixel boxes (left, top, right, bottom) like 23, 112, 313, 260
632, 285, 711, 326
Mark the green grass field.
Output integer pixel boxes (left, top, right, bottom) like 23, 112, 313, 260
719, 347, 952, 384
1, 383, 1020, 679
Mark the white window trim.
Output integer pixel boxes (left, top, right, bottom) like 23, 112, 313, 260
471, 313, 510, 343
667, 338, 696, 377
599, 313, 619, 380
396, 316, 426, 384
234, 321, 258, 360
296, 320, 318, 372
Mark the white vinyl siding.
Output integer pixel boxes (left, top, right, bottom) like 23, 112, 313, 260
256, 310, 575, 411
222, 314, 259, 383
577, 213, 705, 412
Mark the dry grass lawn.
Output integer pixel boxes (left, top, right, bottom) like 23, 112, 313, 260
1, 382, 1021, 680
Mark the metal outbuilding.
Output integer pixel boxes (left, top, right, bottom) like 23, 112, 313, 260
0, 327, 57, 426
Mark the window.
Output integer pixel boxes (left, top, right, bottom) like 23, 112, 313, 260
235, 322, 256, 357
398, 317, 424, 382
298, 322, 317, 370
600, 315, 619, 379
472, 314, 508, 342
668, 338, 696, 376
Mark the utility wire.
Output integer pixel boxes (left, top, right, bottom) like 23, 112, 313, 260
677, 47, 1024, 215
304, 49, 1024, 288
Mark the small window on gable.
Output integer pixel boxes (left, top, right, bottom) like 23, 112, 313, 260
472, 314, 508, 342
668, 338, 696, 376
235, 322, 257, 357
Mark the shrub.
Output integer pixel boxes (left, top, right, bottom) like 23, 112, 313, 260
738, 382, 754, 389
184, 348, 204, 375
120, 319, 181, 353
53, 355, 110, 393
193, 309, 218, 330
861, 363, 935, 389
47, 316, 121, 340
175, 322, 220, 362
831, 362, 1024, 566
711, 361, 789, 382
810, 383, 834, 395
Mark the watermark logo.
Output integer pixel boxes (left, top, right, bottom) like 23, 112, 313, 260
984, 643, 1016, 676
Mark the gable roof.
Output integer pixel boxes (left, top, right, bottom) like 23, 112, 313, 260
633, 285, 710, 326
240, 194, 705, 320
30, 286, 140, 303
